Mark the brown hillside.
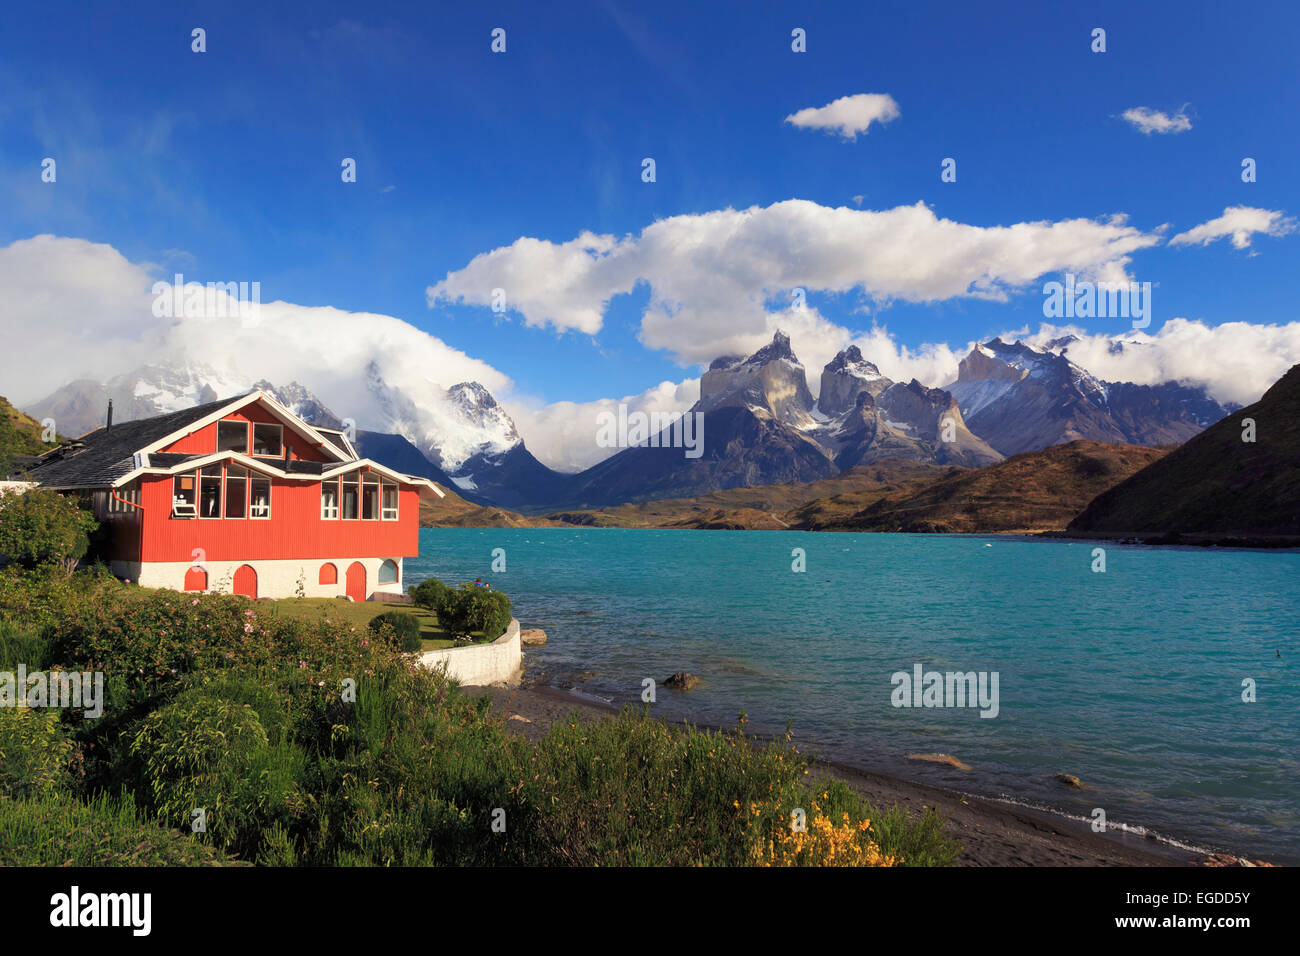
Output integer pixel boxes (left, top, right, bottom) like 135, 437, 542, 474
541, 459, 948, 530
820, 441, 1170, 534
419, 488, 561, 528
1069, 365, 1300, 538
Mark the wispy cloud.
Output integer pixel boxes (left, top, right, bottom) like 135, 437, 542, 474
1120, 105, 1193, 135
1169, 205, 1296, 249
784, 93, 900, 140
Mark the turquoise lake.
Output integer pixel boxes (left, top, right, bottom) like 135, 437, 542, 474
407, 528, 1300, 862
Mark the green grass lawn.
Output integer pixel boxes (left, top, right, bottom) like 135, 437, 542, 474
263, 597, 491, 651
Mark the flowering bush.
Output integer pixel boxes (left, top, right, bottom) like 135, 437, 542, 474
745, 801, 900, 867
0, 569, 959, 867
0, 489, 98, 574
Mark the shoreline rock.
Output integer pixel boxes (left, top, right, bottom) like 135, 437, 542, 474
907, 753, 972, 771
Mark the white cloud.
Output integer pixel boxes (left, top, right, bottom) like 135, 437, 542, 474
0, 235, 513, 470
9, 235, 1297, 478
1169, 206, 1297, 250
1120, 105, 1193, 135
429, 200, 1162, 365
783, 93, 901, 140
1016, 319, 1300, 407
504, 378, 700, 473
847, 326, 964, 388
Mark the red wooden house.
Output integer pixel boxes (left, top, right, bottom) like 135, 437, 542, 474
20, 391, 444, 601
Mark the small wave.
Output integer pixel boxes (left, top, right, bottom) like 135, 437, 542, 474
979, 791, 1216, 857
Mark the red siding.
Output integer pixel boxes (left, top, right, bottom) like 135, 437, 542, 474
159, 403, 334, 463
136, 474, 420, 563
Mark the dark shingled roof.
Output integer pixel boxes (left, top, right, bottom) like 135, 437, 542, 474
17, 395, 249, 489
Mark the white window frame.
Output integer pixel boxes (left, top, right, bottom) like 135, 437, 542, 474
249, 477, 272, 519
198, 467, 223, 520
341, 475, 360, 520
172, 474, 197, 518
361, 475, 381, 520
251, 422, 284, 458
224, 465, 248, 519
217, 420, 250, 455
381, 481, 399, 521
321, 479, 339, 519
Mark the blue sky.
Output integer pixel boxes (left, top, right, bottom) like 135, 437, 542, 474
2, 0, 1298, 465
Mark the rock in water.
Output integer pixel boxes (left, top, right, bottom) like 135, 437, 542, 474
1056, 773, 1084, 789
520, 628, 547, 646
664, 672, 700, 690
907, 753, 972, 771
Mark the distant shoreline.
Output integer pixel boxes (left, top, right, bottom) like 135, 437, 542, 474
427, 521, 1300, 551
468, 682, 1232, 867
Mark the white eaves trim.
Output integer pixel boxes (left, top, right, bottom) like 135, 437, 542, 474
135, 390, 356, 463
114, 450, 445, 499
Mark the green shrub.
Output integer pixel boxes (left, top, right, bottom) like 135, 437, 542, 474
408, 577, 450, 611
127, 694, 304, 858
0, 489, 98, 573
0, 620, 51, 672
0, 791, 244, 866
438, 584, 512, 640
0, 707, 77, 799
368, 610, 423, 652
0, 565, 124, 637
177, 671, 295, 746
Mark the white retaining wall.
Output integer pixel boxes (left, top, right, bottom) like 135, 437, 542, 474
418, 617, 522, 686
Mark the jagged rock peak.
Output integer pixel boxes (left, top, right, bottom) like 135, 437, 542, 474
825, 345, 881, 377
744, 330, 801, 366
818, 345, 891, 417
449, 381, 500, 409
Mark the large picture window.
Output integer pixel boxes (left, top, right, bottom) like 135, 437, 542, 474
225, 465, 247, 518
199, 465, 223, 518
252, 423, 283, 457
217, 420, 248, 454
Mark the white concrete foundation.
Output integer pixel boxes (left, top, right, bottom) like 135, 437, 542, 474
111, 556, 406, 600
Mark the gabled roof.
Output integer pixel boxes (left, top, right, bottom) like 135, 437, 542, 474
18, 390, 362, 490
16, 395, 237, 489
133, 390, 355, 464
313, 426, 358, 459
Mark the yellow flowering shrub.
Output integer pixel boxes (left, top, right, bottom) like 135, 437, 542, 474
745, 801, 902, 867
